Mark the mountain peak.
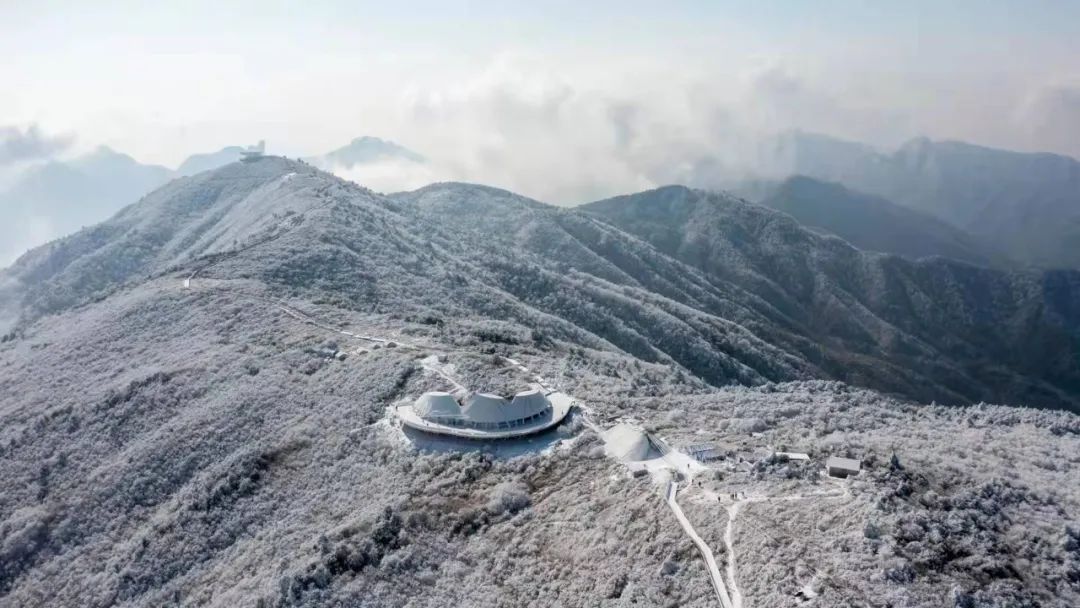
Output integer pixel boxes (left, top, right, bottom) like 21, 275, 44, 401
309, 135, 425, 169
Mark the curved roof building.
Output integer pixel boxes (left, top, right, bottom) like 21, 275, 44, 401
397, 387, 573, 439
414, 391, 461, 419
462, 393, 513, 425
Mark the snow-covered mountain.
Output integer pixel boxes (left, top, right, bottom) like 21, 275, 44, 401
5, 159, 1079, 411
1, 157, 1078, 606
0, 137, 429, 268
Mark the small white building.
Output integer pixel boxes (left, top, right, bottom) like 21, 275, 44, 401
826, 456, 861, 478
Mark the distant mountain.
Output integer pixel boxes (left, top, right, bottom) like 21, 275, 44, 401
307, 136, 425, 169
758, 176, 999, 266
762, 132, 1080, 268
176, 145, 246, 176
0, 147, 172, 266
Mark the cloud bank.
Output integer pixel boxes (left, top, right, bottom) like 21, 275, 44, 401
0, 124, 71, 166
361, 56, 919, 203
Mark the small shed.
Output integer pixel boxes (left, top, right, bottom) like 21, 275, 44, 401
826, 456, 861, 478
774, 451, 810, 462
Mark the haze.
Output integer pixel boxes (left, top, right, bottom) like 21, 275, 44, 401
3, 0, 1080, 203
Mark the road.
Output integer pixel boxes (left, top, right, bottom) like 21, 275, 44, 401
721, 478, 851, 608
667, 481, 735, 608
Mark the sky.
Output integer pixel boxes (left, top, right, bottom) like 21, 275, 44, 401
1, 0, 1079, 203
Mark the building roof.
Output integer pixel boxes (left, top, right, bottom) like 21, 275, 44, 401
603, 423, 651, 461
826, 456, 861, 472
397, 392, 574, 440
414, 392, 461, 418
462, 393, 513, 423
509, 388, 549, 420
409, 388, 555, 433
775, 451, 811, 461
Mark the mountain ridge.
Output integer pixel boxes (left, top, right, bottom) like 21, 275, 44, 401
758, 175, 1001, 266
761, 131, 1080, 268
6, 158, 1078, 410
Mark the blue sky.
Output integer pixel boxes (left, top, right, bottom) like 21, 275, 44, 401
1, 1, 1078, 199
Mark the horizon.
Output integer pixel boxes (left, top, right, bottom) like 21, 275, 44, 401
3, 1, 1080, 204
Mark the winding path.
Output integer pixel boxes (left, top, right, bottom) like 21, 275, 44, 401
667, 481, 735, 608
721, 479, 851, 608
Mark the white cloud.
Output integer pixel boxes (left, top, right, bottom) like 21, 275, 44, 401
1016, 80, 1080, 159
330, 157, 444, 194
368, 55, 915, 204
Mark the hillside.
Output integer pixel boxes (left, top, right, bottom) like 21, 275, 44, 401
4, 162, 1080, 411
580, 185, 1080, 411
763, 132, 1080, 268
759, 176, 998, 266
0, 158, 1078, 607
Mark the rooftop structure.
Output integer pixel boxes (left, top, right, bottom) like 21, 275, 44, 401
397, 388, 573, 439
826, 456, 861, 478
686, 443, 725, 462
774, 451, 811, 462
240, 140, 266, 162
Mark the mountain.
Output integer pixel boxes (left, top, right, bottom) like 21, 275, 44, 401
307, 136, 425, 169
1, 158, 1078, 607
758, 176, 999, 266
579, 185, 1080, 410
0, 137, 429, 269
176, 146, 246, 176
0, 147, 173, 267
762, 132, 1080, 268
5, 160, 1079, 411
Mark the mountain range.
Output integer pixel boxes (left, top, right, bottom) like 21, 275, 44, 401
756, 176, 1001, 267
756, 132, 1080, 268
305, 136, 426, 169
1, 156, 1078, 606
3, 157, 1078, 411
5, 130, 1080, 273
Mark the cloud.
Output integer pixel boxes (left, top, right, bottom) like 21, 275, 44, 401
1018, 81, 1080, 158
0, 124, 72, 165
382, 56, 916, 204
397, 55, 656, 203
329, 157, 444, 194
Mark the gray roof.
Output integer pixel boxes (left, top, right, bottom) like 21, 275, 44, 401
826, 456, 861, 472
414, 392, 461, 418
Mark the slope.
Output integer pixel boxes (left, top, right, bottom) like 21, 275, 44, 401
759, 176, 999, 266
762, 132, 1080, 268
4, 161, 1080, 410
1, 159, 1078, 606
580, 185, 1080, 411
